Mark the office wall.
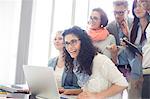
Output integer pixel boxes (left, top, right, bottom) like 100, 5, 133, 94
0, 0, 133, 84
0, 0, 21, 84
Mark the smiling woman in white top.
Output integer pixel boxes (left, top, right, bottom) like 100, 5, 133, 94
62, 26, 128, 99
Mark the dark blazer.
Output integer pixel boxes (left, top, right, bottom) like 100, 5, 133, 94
48, 57, 80, 89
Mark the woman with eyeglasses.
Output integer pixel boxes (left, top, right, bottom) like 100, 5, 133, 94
63, 26, 128, 99
127, 0, 150, 98
87, 8, 117, 64
139, 0, 150, 99
48, 31, 81, 95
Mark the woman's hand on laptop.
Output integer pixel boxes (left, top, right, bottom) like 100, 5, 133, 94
58, 87, 65, 94
61, 89, 82, 95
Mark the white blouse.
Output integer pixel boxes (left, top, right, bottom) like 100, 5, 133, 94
54, 66, 64, 88
82, 54, 128, 99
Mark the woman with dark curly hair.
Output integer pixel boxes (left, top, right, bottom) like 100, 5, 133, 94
62, 26, 128, 99
48, 31, 80, 95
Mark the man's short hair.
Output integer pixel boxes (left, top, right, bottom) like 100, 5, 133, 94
113, 0, 128, 9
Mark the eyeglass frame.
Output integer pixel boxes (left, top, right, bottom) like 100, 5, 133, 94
114, 10, 127, 16
64, 39, 80, 48
89, 16, 100, 21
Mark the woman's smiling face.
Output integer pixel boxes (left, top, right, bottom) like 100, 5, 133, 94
88, 11, 101, 29
64, 33, 81, 59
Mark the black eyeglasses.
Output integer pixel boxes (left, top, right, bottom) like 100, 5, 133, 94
89, 16, 100, 21
64, 39, 80, 47
114, 10, 126, 16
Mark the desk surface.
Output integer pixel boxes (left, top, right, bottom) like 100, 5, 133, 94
0, 93, 77, 99
6, 93, 30, 99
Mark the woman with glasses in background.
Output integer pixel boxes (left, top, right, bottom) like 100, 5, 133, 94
127, 0, 149, 98
87, 8, 117, 64
138, 0, 150, 98
48, 31, 81, 95
63, 26, 128, 99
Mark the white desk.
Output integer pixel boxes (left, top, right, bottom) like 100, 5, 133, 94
0, 93, 77, 99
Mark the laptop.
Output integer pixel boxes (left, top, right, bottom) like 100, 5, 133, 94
23, 65, 62, 99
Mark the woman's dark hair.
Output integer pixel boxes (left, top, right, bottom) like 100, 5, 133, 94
130, 0, 149, 43
62, 26, 97, 76
92, 8, 108, 27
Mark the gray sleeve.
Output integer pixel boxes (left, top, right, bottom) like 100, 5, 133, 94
106, 23, 115, 35
110, 34, 116, 45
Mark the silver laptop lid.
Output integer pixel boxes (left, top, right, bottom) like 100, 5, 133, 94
23, 65, 60, 99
